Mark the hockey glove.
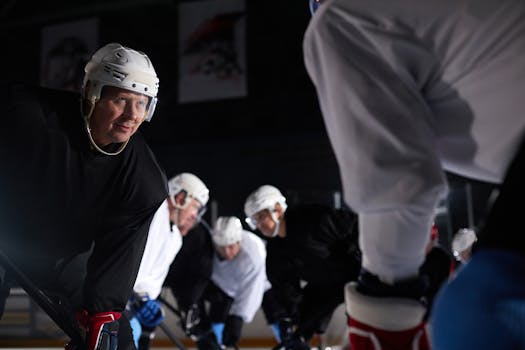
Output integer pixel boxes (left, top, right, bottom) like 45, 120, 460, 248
75, 310, 121, 350
273, 335, 310, 350
272, 318, 310, 350
181, 303, 202, 339
130, 294, 165, 328
277, 317, 295, 343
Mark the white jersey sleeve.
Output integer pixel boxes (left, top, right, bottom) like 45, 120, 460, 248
133, 199, 183, 298
211, 231, 268, 322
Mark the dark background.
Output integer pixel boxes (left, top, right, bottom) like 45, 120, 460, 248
0, 0, 497, 246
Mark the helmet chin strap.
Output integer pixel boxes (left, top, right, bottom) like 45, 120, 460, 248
172, 209, 180, 230
170, 195, 192, 231
168, 196, 181, 228
270, 211, 281, 237
81, 99, 129, 156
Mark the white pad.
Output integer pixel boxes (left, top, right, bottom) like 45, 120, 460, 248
345, 282, 426, 331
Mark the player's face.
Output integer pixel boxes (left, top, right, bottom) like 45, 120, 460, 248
216, 242, 241, 261
176, 198, 203, 236
89, 86, 149, 146
252, 209, 276, 237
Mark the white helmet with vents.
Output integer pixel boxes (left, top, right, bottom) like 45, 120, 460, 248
244, 185, 287, 230
83, 42, 159, 122
212, 216, 243, 246
168, 172, 209, 209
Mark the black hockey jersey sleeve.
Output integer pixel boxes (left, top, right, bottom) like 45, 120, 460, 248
165, 223, 214, 311
266, 204, 360, 317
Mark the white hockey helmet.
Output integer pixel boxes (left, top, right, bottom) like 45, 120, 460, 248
82, 42, 159, 122
244, 185, 287, 230
168, 172, 209, 209
452, 228, 477, 257
212, 216, 243, 246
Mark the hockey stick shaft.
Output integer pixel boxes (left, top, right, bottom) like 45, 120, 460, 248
157, 294, 182, 318
158, 322, 187, 350
0, 249, 85, 348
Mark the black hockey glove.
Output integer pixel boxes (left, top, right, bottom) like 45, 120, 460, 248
272, 318, 310, 350
273, 335, 310, 350
181, 303, 202, 339
356, 269, 428, 301
278, 317, 295, 342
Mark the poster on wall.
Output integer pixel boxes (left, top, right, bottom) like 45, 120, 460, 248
178, 0, 247, 103
41, 18, 99, 92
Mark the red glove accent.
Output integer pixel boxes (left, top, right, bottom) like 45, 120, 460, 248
349, 317, 430, 350
76, 310, 121, 350
345, 282, 430, 350
431, 223, 439, 241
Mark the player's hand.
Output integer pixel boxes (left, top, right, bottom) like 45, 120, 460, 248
131, 294, 165, 328
75, 310, 121, 350
181, 303, 201, 338
273, 318, 310, 350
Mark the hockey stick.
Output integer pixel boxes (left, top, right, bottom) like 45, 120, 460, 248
156, 294, 191, 350
0, 248, 85, 348
199, 218, 212, 233
158, 322, 187, 350
157, 294, 182, 318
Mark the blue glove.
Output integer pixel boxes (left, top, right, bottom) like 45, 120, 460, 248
131, 294, 165, 328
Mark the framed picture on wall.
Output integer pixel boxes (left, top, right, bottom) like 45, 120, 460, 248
178, 0, 247, 103
40, 18, 99, 92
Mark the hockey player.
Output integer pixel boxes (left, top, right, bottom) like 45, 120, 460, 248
163, 219, 218, 349
304, 0, 525, 348
165, 216, 281, 350
128, 173, 209, 350
244, 185, 361, 349
206, 216, 279, 349
0, 43, 167, 350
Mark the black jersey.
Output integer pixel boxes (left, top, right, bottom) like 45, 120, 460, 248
0, 82, 168, 312
165, 222, 214, 311
266, 204, 361, 316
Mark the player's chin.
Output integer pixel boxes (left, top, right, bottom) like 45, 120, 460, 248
179, 222, 196, 236
110, 131, 133, 144
260, 229, 273, 238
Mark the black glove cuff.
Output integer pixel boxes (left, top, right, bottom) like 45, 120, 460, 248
356, 269, 428, 301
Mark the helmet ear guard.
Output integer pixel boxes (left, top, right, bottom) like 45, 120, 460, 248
168, 173, 210, 216
170, 190, 208, 223
82, 42, 159, 122
244, 185, 287, 229
245, 216, 257, 231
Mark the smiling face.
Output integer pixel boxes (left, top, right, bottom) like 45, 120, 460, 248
89, 86, 150, 146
